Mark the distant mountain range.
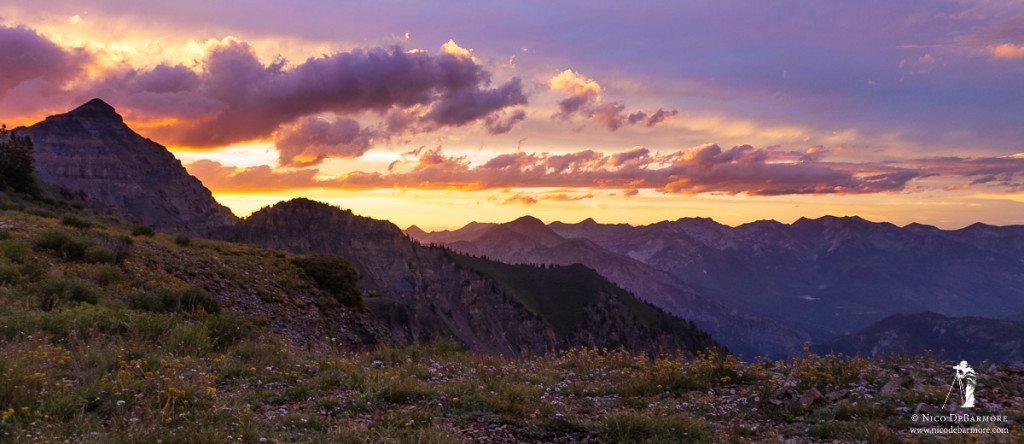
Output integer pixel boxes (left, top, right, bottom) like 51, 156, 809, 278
815, 312, 1024, 364
411, 214, 1024, 359
407, 216, 808, 357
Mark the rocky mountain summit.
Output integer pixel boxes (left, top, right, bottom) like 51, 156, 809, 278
18, 99, 238, 235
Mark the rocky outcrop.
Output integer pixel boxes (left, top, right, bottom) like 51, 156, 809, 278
19, 99, 238, 234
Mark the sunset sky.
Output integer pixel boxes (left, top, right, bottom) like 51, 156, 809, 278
3, 1, 1024, 229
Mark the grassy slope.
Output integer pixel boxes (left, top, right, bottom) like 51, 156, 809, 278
1, 191, 1021, 442
451, 253, 707, 343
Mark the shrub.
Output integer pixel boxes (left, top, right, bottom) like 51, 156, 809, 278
18, 262, 45, 282
174, 235, 191, 247
127, 292, 165, 313
205, 312, 257, 349
94, 235, 132, 264
0, 239, 32, 263
83, 246, 117, 264
0, 229, 10, 240
60, 215, 93, 229
84, 264, 126, 287
180, 286, 220, 314
292, 255, 362, 309
131, 287, 220, 315
34, 276, 102, 311
0, 261, 21, 285
131, 225, 155, 237
34, 229, 87, 261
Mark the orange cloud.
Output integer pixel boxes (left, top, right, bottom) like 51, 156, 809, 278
988, 43, 1024, 60
548, 68, 676, 130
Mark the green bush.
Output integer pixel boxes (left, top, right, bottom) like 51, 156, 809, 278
0, 239, 32, 263
34, 276, 102, 311
94, 235, 132, 264
174, 235, 191, 247
18, 262, 45, 282
131, 225, 155, 237
60, 215, 93, 229
127, 292, 166, 313
0, 261, 21, 285
0, 229, 10, 240
85, 264, 126, 286
292, 255, 362, 309
83, 246, 117, 264
205, 312, 257, 349
129, 287, 220, 315
34, 229, 87, 261
181, 286, 220, 314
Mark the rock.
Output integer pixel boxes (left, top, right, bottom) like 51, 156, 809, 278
881, 376, 910, 395
825, 389, 849, 402
799, 388, 824, 410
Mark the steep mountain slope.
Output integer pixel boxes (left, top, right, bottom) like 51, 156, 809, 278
550, 216, 1024, 342
451, 255, 719, 355
814, 313, 1024, 364
0, 190, 381, 349
219, 199, 716, 356
409, 217, 809, 357
18, 99, 238, 234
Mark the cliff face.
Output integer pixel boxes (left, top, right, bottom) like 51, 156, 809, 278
20, 99, 238, 234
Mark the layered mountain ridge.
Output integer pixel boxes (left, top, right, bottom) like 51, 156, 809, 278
17, 99, 238, 235
546, 215, 1024, 342
407, 216, 809, 357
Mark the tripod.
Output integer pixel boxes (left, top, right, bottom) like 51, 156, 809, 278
941, 373, 963, 409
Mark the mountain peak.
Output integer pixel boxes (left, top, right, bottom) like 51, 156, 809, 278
66, 98, 123, 122
507, 215, 547, 229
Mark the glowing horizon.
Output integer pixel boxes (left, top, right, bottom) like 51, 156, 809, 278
3, 1, 1024, 228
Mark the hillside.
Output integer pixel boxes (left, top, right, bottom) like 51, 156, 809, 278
219, 199, 716, 357
814, 312, 1024, 364
410, 217, 809, 358
450, 254, 718, 355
